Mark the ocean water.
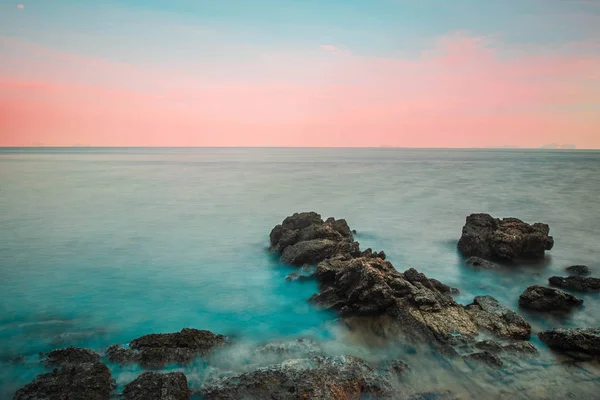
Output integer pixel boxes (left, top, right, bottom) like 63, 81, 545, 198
1, 147, 600, 399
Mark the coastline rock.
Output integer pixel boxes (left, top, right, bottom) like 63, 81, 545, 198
42, 346, 100, 367
14, 362, 115, 400
502, 341, 538, 355
565, 265, 590, 276
465, 256, 500, 269
199, 355, 394, 400
539, 327, 600, 359
518, 285, 583, 312
464, 351, 503, 367
549, 275, 600, 292
123, 372, 190, 400
465, 296, 531, 340
457, 213, 554, 261
107, 328, 226, 368
474, 340, 504, 353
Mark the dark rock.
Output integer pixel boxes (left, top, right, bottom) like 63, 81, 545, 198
42, 346, 100, 367
281, 239, 359, 266
457, 213, 554, 261
549, 275, 600, 292
465, 295, 531, 339
475, 340, 504, 353
107, 328, 226, 369
539, 327, 600, 359
464, 351, 503, 367
351, 229, 357, 234
199, 355, 394, 400
13, 362, 115, 400
565, 265, 590, 276
123, 372, 190, 400
502, 341, 538, 354
465, 256, 500, 269
518, 285, 583, 312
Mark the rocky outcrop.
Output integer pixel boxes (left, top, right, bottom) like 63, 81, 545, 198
123, 372, 191, 400
106, 328, 226, 369
518, 286, 583, 312
457, 213, 554, 261
13, 362, 115, 400
465, 256, 500, 269
464, 351, 503, 367
42, 346, 100, 367
199, 355, 394, 400
539, 328, 600, 359
565, 265, 590, 276
465, 296, 531, 340
549, 276, 600, 292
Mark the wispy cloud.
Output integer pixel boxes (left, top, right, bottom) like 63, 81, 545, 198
319, 44, 351, 56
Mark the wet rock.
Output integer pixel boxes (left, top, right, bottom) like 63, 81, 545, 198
281, 238, 359, 266
42, 346, 100, 367
199, 355, 394, 400
123, 372, 190, 400
107, 328, 226, 368
465, 296, 531, 340
465, 256, 500, 269
408, 391, 459, 400
13, 362, 115, 400
475, 340, 504, 353
518, 285, 583, 312
502, 341, 538, 354
457, 213, 554, 261
539, 327, 600, 359
464, 351, 503, 367
549, 275, 600, 292
565, 265, 590, 276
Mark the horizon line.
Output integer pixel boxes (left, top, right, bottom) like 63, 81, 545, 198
0, 146, 597, 151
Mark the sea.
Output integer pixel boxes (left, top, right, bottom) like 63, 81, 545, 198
1, 147, 599, 399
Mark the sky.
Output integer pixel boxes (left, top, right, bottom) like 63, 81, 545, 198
0, 0, 599, 148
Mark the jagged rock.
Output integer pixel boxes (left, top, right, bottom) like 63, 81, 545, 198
123, 372, 190, 400
281, 238, 359, 266
13, 362, 115, 400
199, 355, 394, 400
106, 328, 226, 368
549, 276, 600, 292
42, 346, 100, 367
539, 328, 600, 359
475, 340, 504, 353
465, 296, 531, 340
465, 256, 500, 269
502, 341, 538, 354
464, 351, 503, 367
457, 213, 554, 261
518, 285, 583, 312
565, 265, 590, 276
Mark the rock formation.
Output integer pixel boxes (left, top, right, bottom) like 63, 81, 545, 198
565, 265, 590, 276
548, 276, 600, 292
123, 372, 191, 400
42, 346, 101, 367
539, 328, 600, 359
518, 286, 583, 312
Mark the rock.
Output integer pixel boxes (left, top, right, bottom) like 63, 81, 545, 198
199, 355, 394, 400
475, 340, 504, 353
378, 359, 408, 375
539, 328, 600, 359
457, 213, 554, 261
123, 372, 190, 400
13, 362, 115, 400
408, 391, 459, 400
255, 338, 321, 356
502, 341, 538, 354
518, 285, 583, 312
107, 328, 226, 369
465, 256, 500, 269
42, 346, 100, 367
465, 296, 531, 340
565, 265, 590, 276
464, 351, 503, 367
549, 276, 600, 292
281, 238, 358, 266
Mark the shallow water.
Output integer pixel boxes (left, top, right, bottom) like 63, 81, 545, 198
1, 147, 600, 398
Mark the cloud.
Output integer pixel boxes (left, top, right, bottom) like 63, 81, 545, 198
17, 4, 24, 9
318, 44, 351, 56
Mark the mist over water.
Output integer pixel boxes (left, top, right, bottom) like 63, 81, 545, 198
1, 147, 600, 398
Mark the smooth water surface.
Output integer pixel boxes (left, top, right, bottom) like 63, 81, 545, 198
1, 148, 600, 398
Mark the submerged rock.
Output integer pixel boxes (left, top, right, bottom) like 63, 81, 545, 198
539, 327, 600, 359
474, 340, 504, 353
464, 351, 503, 367
518, 285, 583, 312
106, 328, 226, 368
465, 296, 531, 340
123, 372, 190, 400
42, 346, 100, 367
285, 264, 317, 282
457, 213, 554, 261
199, 355, 395, 400
502, 341, 538, 355
465, 256, 500, 269
13, 362, 115, 400
549, 275, 600, 292
565, 265, 590, 276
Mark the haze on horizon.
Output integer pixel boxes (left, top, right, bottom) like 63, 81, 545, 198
1, 0, 599, 148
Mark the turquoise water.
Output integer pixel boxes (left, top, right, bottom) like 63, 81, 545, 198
1, 148, 600, 398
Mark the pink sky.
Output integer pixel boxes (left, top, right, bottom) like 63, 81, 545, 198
1, 32, 599, 148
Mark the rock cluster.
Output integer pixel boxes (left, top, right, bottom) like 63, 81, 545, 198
518, 285, 583, 312
539, 328, 600, 360
123, 372, 191, 400
548, 275, 600, 292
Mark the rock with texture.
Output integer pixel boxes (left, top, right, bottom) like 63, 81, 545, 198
457, 213, 554, 261
464, 351, 503, 367
42, 346, 100, 367
518, 285, 583, 312
539, 327, 600, 359
465, 256, 500, 269
465, 296, 531, 340
123, 372, 191, 400
565, 265, 590, 276
549, 275, 600, 292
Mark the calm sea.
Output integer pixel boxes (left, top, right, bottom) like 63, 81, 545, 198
1, 148, 599, 398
